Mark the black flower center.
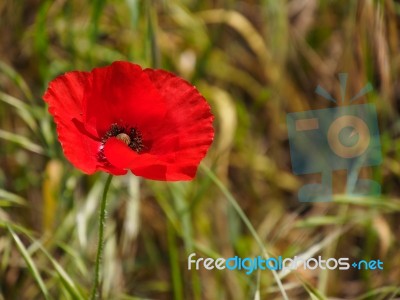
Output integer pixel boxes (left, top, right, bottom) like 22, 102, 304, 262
102, 123, 144, 153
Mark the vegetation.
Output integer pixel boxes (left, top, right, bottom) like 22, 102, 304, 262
0, 0, 400, 299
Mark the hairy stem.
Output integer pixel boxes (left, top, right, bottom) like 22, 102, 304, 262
90, 174, 113, 300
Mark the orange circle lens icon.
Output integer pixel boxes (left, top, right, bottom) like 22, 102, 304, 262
327, 116, 370, 158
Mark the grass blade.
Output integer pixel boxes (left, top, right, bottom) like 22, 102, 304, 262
0, 91, 38, 131
7, 226, 50, 300
201, 165, 289, 300
0, 61, 34, 102
0, 189, 26, 207
0, 129, 44, 154
39, 244, 85, 300
7, 224, 85, 300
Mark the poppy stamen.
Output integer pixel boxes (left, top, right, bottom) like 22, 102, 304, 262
102, 123, 144, 153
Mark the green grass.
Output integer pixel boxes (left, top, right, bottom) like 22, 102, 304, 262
0, 0, 400, 299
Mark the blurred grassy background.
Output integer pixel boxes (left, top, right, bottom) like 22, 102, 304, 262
1, 0, 400, 299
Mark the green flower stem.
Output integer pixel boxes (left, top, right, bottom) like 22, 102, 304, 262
90, 174, 113, 300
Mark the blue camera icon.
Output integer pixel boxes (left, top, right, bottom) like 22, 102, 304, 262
286, 75, 382, 202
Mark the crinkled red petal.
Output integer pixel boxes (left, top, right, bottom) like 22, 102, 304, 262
104, 138, 196, 180
84, 61, 168, 138
43, 71, 127, 175
103, 69, 214, 181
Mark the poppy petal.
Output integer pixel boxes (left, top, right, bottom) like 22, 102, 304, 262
84, 61, 168, 137
103, 69, 214, 180
43, 71, 127, 175
44, 71, 99, 173
103, 138, 196, 180
144, 69, 214, 164
143, 69, 214, 154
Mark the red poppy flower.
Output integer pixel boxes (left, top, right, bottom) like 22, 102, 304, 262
43, 61, 214, 181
